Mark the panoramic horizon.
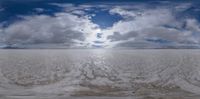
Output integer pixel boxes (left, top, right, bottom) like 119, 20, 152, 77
0, 0, 200, 49
1, 1, 200, 99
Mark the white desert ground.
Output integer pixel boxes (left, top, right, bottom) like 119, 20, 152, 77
0, 49, 200, 99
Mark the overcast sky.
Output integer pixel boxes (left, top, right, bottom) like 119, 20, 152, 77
0, 0, 200, 49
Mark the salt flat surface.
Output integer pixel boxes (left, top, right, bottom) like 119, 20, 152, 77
0, 49, 200, 99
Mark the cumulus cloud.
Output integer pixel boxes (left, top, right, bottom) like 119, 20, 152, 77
0, 2, 200, 48
103, 2, 200, 48
0, 6, 100, 48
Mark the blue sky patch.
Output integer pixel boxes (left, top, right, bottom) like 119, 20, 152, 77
90, 9, 123, 29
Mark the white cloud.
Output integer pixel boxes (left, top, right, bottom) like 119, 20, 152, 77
1, 11, 100, 48
185, 19, 200, 32
1, 2, 200, 48
102, 3, 200, 48
103, 7, 175, 47
104, 8, 174, 36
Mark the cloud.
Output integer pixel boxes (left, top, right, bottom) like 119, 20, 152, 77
107, 32, 138, 42
0, 7, 100, 48
34, 8, 45, 13
103, 2, 200, 48
107, 8, 174, 33
1, 2, 200, 48
174, 3, 192, 11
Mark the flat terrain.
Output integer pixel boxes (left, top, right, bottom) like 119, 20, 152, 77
0, 49, 200, 99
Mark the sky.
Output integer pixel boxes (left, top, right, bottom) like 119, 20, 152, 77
0, 0, 200, 49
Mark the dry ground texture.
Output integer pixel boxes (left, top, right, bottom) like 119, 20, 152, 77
0, 49, 200, 99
